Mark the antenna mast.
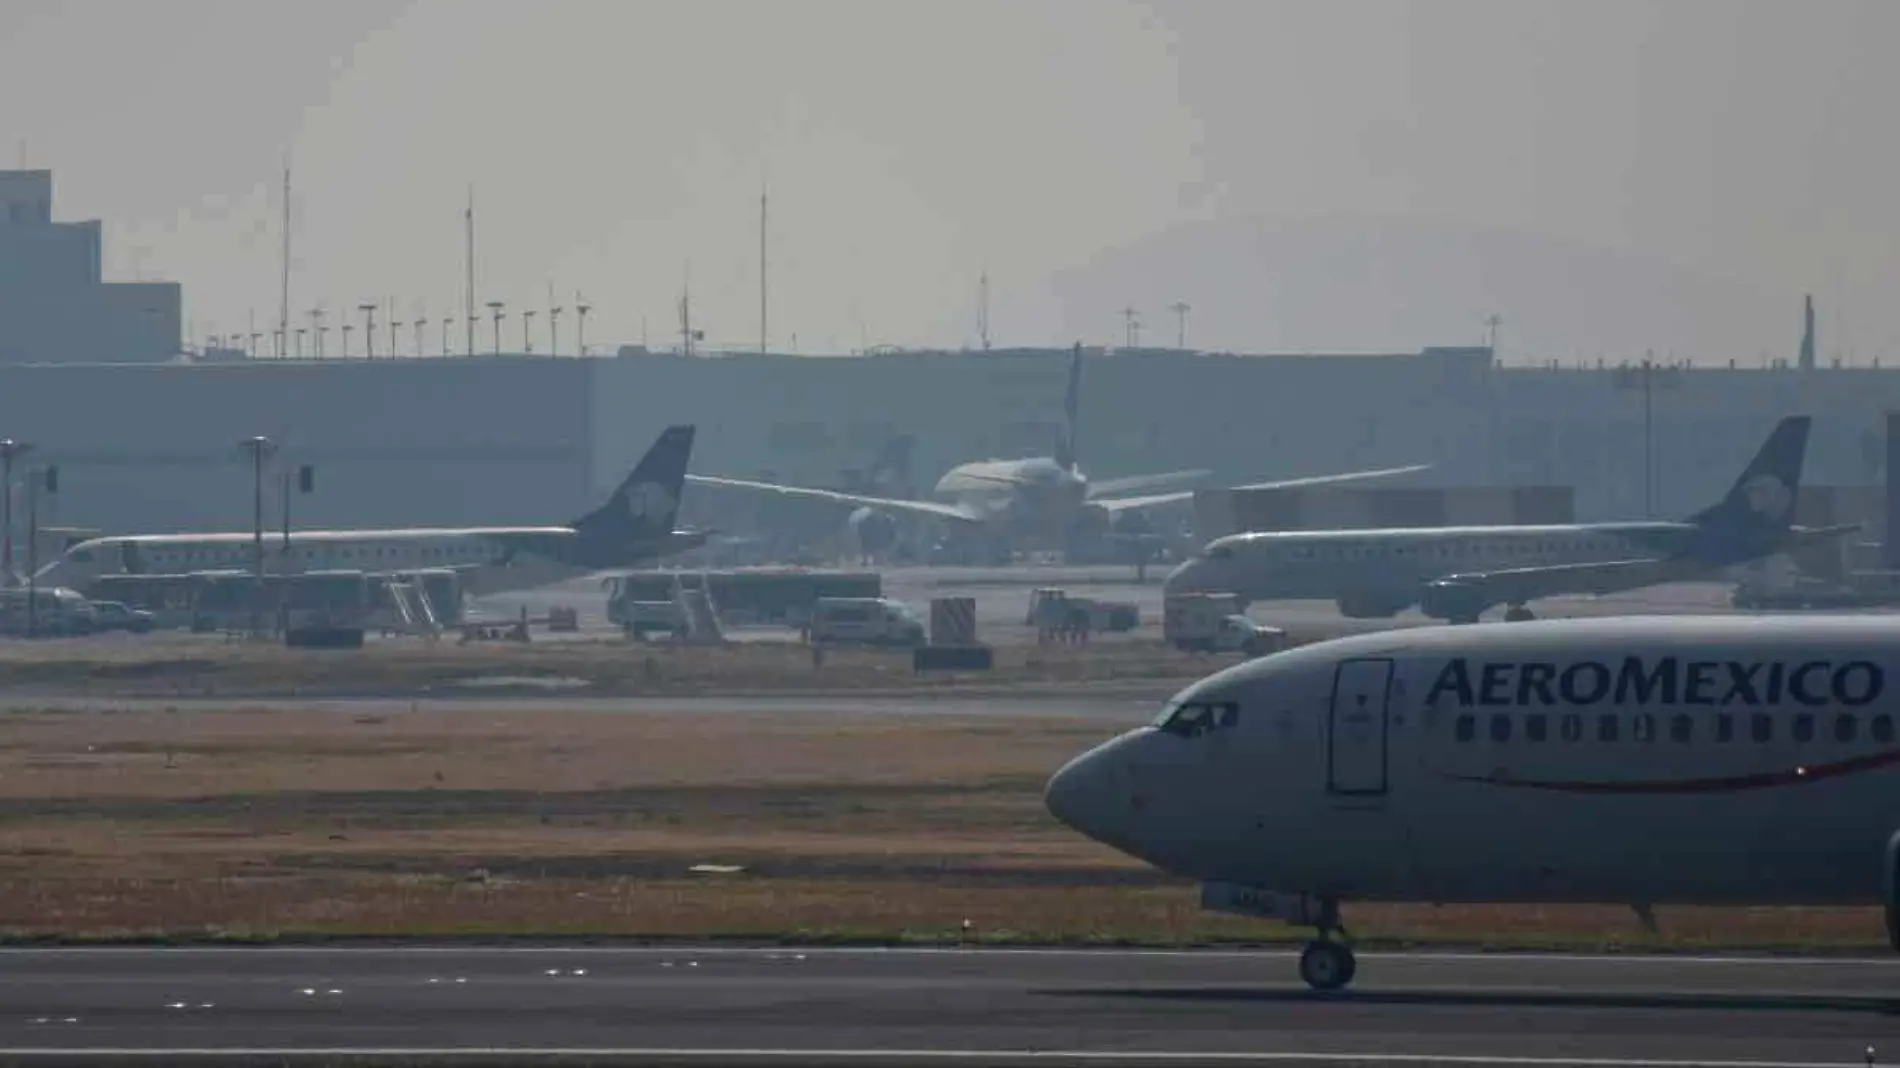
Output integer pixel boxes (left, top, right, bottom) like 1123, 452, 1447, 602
752, 180, 760, 351
464, 185, 475, 357
278, 163, 291, 358
978, 271, 991, 350
680, 265, 695, 358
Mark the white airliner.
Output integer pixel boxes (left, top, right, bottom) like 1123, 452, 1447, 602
1046, 613, 1900, 991
35, 425, 710, 598
689, 344, 1430, 555
1164, 415, 1855, 623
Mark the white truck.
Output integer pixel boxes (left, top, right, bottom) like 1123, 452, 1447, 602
1163, 592, 1285, 655
810, 596, 927, 648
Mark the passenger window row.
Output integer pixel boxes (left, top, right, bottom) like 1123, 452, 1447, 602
1451, 710, 1895, 746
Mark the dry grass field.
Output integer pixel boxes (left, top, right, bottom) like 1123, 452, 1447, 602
0, 635, 1217, 699
0, 699, 1878, 950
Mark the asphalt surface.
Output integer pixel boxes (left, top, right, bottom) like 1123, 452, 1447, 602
0, 945, 1893, 1065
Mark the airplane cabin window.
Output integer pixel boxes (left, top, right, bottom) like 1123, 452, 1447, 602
1715, 714, 1735, 743
1751, 714, 1773, 743
1633, 714, 1656, 744
1792, 714, 1815, 744
1596, 714, 1619, 743
1669, 714, 1692, 744
1489, 715, 1512, 743
1454, 714, 1475, 742
1525, 714, 1547, 743
1835, 714, 1857, 744
1560, 713, 1583, 743
1875, 714, 1895, 744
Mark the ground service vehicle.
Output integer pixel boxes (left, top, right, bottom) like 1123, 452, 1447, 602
809, 597, 926, 647
1163, 592, 1283, 654
1026, 588, 1139, 634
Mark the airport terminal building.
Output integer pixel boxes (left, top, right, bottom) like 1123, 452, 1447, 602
0, 345, 1895, 542
1, 167, 1896, 542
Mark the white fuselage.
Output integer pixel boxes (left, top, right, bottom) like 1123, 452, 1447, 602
931, 457, 1090, 541
39, 528, 587, 599
1047, 615, 1900, 906
1164, 522, 1702, 614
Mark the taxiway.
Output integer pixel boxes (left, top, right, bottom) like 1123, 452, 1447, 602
0, 945, 1890, 1065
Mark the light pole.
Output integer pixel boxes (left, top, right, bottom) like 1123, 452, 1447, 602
487, 301, 505, 354
340, 323, 354, 359
308, 307, 325, 359
549, 302, 563, 357
386, 303, 398, 359
413, 316, 426, 358
0, 439, 31, 585
576, 300, 591, 357
522, 309, 536, 355
1170, 300, 1190, 350
442, 317, 454, 356
358, 303, 378, 358
237, 436, 276, 638
1613, 353, 1680, 518
294, 328, 307, 359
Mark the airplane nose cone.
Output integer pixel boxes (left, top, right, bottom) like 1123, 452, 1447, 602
1045, 748, 1118, 843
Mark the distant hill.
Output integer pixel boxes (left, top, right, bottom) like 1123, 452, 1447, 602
1047, 213, 1802, 365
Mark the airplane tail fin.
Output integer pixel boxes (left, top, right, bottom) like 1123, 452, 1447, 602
1055, 341, 1082, 471
572, 424, 696, 543
1684, 415, 1809, 560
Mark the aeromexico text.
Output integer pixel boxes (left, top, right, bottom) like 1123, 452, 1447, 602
1424, 657, 1884, 709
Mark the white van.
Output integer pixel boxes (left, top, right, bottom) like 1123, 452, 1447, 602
809, 597, 926, 648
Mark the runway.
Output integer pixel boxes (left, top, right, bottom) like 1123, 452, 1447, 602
0, 945, 1894, 1065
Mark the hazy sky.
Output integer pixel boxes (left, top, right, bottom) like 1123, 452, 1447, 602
2, 0, 1895, 358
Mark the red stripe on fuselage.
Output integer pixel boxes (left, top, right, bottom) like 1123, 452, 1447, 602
1440, 745, 1900, 794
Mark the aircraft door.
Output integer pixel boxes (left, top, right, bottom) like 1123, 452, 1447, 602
1327, 657, 1392, 796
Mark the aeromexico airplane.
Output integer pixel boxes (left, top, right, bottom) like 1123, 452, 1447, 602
1163, 415, 1856, 623
1046, 613, 1900, 991
37, 425, 710, 598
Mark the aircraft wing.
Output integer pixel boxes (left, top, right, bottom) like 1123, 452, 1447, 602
1423, 557, 1702, 606
683, 474, 985, 524
1785, 522, 1862, 547
1091, 463, 1434, 514
1086, 470, 1214, 498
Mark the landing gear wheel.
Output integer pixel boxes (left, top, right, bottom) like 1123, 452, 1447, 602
1503, 605, 1534, 623
1298, 940, 1356, 991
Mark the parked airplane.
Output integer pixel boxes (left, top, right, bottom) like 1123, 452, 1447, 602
37, 424, 709, 598
1163, 415, 1854, 623
690, 343, 1428, 557
1046, 613, 1900, 991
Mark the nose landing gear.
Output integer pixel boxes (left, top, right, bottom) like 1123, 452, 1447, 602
1297, 897, 1356, 992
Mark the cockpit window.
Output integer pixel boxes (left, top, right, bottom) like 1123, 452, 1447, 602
70, 550, 92, 563
1154, 699, 1241, 738
1206, 544, 1235, 561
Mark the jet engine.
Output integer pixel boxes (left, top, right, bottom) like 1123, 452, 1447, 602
1417, 580, 1493, 624
847, 506, 899, 560
1335, 591, 1412, 620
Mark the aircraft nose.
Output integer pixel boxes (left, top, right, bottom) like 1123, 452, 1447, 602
1045, 744, 1123, 845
